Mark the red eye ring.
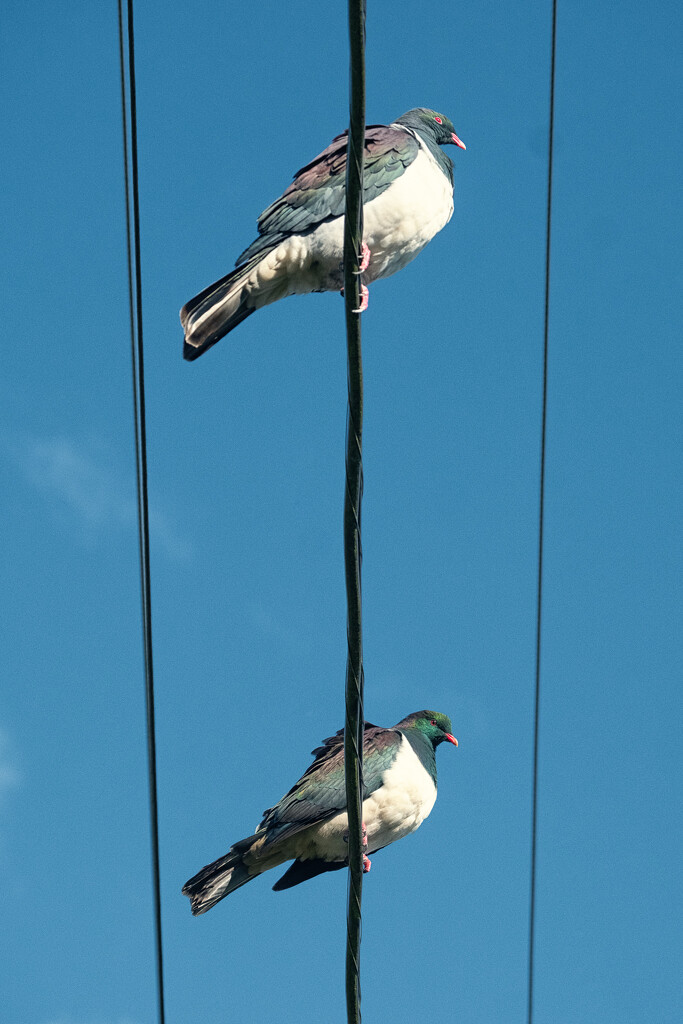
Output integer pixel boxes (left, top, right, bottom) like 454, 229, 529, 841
434, 116, 443, 124
430, 719, 437, 726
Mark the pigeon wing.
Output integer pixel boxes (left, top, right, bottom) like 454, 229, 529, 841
256, 723, 401, 846
236, 125, 419, 263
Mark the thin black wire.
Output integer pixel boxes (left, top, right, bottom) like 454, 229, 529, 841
528, 2, 558, 1022
343, 2, 366, 1023
117, 3, 166, 1022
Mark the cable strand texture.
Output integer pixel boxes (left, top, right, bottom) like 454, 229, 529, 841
343, 3, 367, 1024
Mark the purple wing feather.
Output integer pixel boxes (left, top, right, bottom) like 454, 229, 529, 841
236, 125, 419, 264
256, 722, 401, 845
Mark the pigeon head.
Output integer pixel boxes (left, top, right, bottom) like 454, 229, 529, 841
395, 108, 466, 151
397, 710, 458, 747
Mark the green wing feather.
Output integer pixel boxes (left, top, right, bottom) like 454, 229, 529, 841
236, 125, 418, 264
257, 723, 401, 846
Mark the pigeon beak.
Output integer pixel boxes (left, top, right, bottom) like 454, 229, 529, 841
445, 733, 458, 746
451, 132, 466, 150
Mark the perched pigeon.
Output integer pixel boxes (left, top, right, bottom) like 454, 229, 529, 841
181, 108, 465, 360
183, 709, 457, 915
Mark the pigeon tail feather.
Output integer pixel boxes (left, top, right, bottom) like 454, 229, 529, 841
182, 836, 258, 915
181, 248, 279, 361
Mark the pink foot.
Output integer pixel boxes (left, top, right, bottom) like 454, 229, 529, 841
358, 242, 371, 273
343, 822, 369, 847
340, 284, 369, 314
343, 820, 370, 871
352, 285, 369, 314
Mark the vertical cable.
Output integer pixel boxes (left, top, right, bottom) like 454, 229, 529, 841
343, 2, 367, 1023
528, 2, 558, 1022
117, 3, 166, 1022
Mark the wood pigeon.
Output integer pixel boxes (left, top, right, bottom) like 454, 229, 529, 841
181, 108, 465, 360
183, 710, 457, 914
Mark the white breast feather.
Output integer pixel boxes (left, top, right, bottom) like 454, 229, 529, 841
250, 134, 454, 302
362, 137, 454, 280
293, 734, 437, 862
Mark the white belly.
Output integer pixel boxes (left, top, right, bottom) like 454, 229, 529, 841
362, 141, 454, 281
251, 139, 453, 303
294, 735, 438, 862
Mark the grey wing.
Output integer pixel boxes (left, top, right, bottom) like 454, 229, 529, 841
236, 125, 419, 264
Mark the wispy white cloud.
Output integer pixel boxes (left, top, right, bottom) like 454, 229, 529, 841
23, 436, 136, 529
12, 435, 192, 562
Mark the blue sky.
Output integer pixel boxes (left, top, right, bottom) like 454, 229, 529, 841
2, 2, 682, 1023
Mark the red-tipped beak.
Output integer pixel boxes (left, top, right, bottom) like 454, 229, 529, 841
445, 733, 458, 746
451, 132, 466, 150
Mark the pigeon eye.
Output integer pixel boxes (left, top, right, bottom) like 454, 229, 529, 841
434, 116, 443, 124
430, 719, 438, 726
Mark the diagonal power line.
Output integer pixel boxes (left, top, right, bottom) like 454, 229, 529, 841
528, 2, 558, 1022
117, 2, 166, 1022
